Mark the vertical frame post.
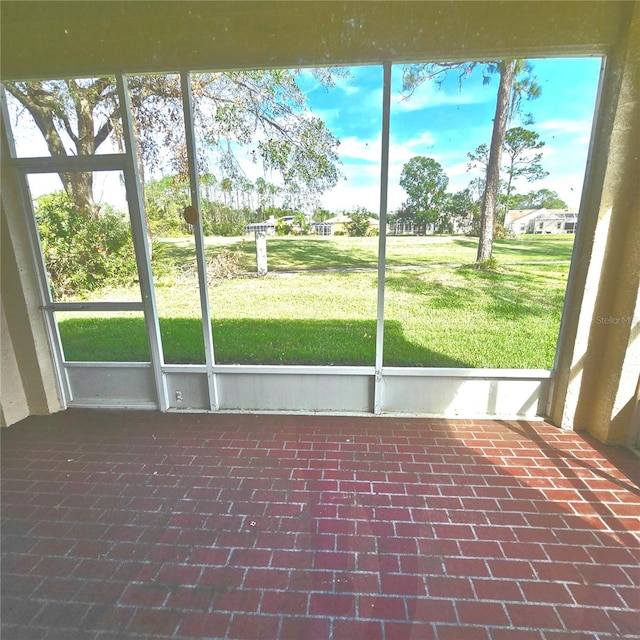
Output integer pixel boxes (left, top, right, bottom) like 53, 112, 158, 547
374, 62, 392, 415
0, 86, 71, 408
180, 71, 219, 411
116, 74, 169, 411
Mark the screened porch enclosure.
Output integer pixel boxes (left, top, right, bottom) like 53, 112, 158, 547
1, 56, 602, 418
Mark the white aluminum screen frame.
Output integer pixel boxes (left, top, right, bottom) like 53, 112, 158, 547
1, 62, 577, 418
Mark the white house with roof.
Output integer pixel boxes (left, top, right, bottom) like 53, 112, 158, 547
312, 214, 381, 236
505, 208, 579, 235
244, 215, 301, 235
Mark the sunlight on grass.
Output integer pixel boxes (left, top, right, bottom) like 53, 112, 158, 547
152, 234, 574, 274
384, 263, 568, 368
58, 235, 574, 368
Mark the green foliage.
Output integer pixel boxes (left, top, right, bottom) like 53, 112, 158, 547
440, 189, 477, 235
35, 191, 137, 298
292, 212, 311, 235
400, 156, 451, 233
312, 207, 333, 222
144, 175, 191, 237
501, 127, 548, 217
466, 127, 550, 223
202, 202, 247, 236
275, 219, 293, 235
462, 256, 500, 271
493, 223, 512, 240
400, 157, 449, 227
149, 241, 175, 280
510, 189, 568, 210
344, 208, 372, 237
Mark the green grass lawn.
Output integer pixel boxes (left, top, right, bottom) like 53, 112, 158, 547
155, 233, 575, 273
58, 234, 573, 368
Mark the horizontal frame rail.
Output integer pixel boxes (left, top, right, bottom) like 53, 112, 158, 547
11, 154, 127, 173
43, 302, 144, 312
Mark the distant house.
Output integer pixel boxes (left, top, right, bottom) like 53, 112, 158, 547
244, 215, 278, 236
244, 214, 307, 235
389, 219, 434, 235
505, 208, 579, 235
312, 214, 381, 236
388, 213, 471, 236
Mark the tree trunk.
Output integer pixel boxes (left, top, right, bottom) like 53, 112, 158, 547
62, 171, 98, 219
476, 59, 516, 262
502, 171, 515, 226
4, 80, 118, 220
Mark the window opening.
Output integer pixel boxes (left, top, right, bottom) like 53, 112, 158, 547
55, 310, 150, 362
383, 56, 601, 369
127, 72, 207, 365
23, 170, 152, 364
186, 65, 383, 366
3, 55, 602, 384
3, 77, 122, 158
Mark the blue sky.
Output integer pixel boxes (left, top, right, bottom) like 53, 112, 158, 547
300, 57, 602, 213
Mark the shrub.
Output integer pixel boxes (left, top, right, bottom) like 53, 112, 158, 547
345, 210, 372, 237
35, 191, 138, 298
275, 219, 293, 235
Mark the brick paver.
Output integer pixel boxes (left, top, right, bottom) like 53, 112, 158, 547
1, 410, 639, 639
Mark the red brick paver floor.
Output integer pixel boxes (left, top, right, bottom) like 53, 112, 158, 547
2, 410, 639, 639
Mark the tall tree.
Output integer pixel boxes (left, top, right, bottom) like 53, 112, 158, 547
399, 156, 449, 230
467, 127, 549, 223
476, 59, 516, 262
500, 127, 548, 219
402, 59, 541, 262
4, 79, 119, 217
4, 69, 344, 218
443, 188, 479, 235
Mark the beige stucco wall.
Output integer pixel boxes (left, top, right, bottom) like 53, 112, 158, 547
548, 2, 640, 444
1, 136, 62, 427
0, 1, 632, 80
1, 298, 30, 427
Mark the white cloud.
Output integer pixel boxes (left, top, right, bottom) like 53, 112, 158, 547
405, 131, 437, 150
539, 173, 584, 209
536, 119, 593, 135
392, 81, 488, 112
339, 136, 381, 163
312, 106, 343, 126
444, 160, 471, 178
387, 131, 440, 169
330, 72, 361, 96
320, 182, 380, 212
